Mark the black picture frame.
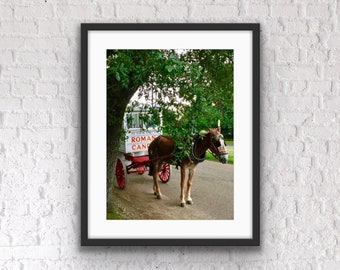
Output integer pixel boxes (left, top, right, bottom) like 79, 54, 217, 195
81, 23, 260, 246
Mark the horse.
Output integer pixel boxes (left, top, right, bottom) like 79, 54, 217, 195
148, 127, 228, 207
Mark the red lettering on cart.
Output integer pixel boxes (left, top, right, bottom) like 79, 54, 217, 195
131, 143, 150, 151
131, 135, 157, 144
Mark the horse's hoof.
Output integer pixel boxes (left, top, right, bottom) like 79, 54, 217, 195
180, 202, 185, 207
154, 192, 157, 195
186, 200, 193, 205
156, 195, 161, 199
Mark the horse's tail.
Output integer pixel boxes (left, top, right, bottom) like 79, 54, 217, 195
148, 148, 153, 176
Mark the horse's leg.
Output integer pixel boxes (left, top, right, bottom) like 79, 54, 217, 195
186, 168, 195, 205
153, 161, 162, 199
180, 165, 186, 207
148, 160, 153, 176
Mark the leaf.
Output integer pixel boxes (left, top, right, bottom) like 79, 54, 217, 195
165, 65, 173, 72
115, 72, 121, 81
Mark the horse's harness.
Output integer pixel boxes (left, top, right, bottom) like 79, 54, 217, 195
189, 134, 207, 163
150, 133, 226, 170
189, 133, 227, 163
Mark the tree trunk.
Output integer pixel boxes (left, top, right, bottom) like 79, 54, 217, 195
106, 123, 122, 210
106, 85, 138, 210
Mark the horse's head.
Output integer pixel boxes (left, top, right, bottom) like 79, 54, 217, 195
200, 128, 228, 164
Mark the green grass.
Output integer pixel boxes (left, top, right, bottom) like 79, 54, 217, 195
225, 140, 234, 145
107, 206, 126, 220
206, 140, 234, 164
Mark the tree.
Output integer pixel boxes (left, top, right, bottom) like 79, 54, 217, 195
106, 49, 233, 209
106, 50, 167, 207
166, 50, 234, 137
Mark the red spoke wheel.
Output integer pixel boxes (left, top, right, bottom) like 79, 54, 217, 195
158, 163, 171, 183
115, 158, 126, 189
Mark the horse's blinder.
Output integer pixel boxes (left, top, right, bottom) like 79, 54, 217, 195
190, 132, 228, 164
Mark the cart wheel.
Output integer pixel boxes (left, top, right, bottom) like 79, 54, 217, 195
115, 158, 126, 189
159, 163, 171, 183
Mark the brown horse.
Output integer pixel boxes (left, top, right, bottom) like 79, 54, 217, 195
148, 128, 228, 207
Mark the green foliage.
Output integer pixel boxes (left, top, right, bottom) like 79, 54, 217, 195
107, 49, 234, 162
107, 50, 166, 126
160, 50, 233, 162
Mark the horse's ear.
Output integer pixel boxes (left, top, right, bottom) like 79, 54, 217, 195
208, 128, 217, 134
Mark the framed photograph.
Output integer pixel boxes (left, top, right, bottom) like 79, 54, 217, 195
81, 23, 260, 246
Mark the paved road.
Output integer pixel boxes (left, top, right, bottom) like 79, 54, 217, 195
111, 160, 234, 220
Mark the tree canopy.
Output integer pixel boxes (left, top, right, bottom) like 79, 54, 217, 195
106, 49, 233, 204
107, 49, 233, 138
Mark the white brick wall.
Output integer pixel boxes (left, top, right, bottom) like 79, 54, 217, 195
0, 0, 339, 269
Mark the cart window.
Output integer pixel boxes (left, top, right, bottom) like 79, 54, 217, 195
126, 113, 142, 129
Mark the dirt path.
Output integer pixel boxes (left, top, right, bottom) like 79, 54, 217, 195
111, 160, 234, 220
